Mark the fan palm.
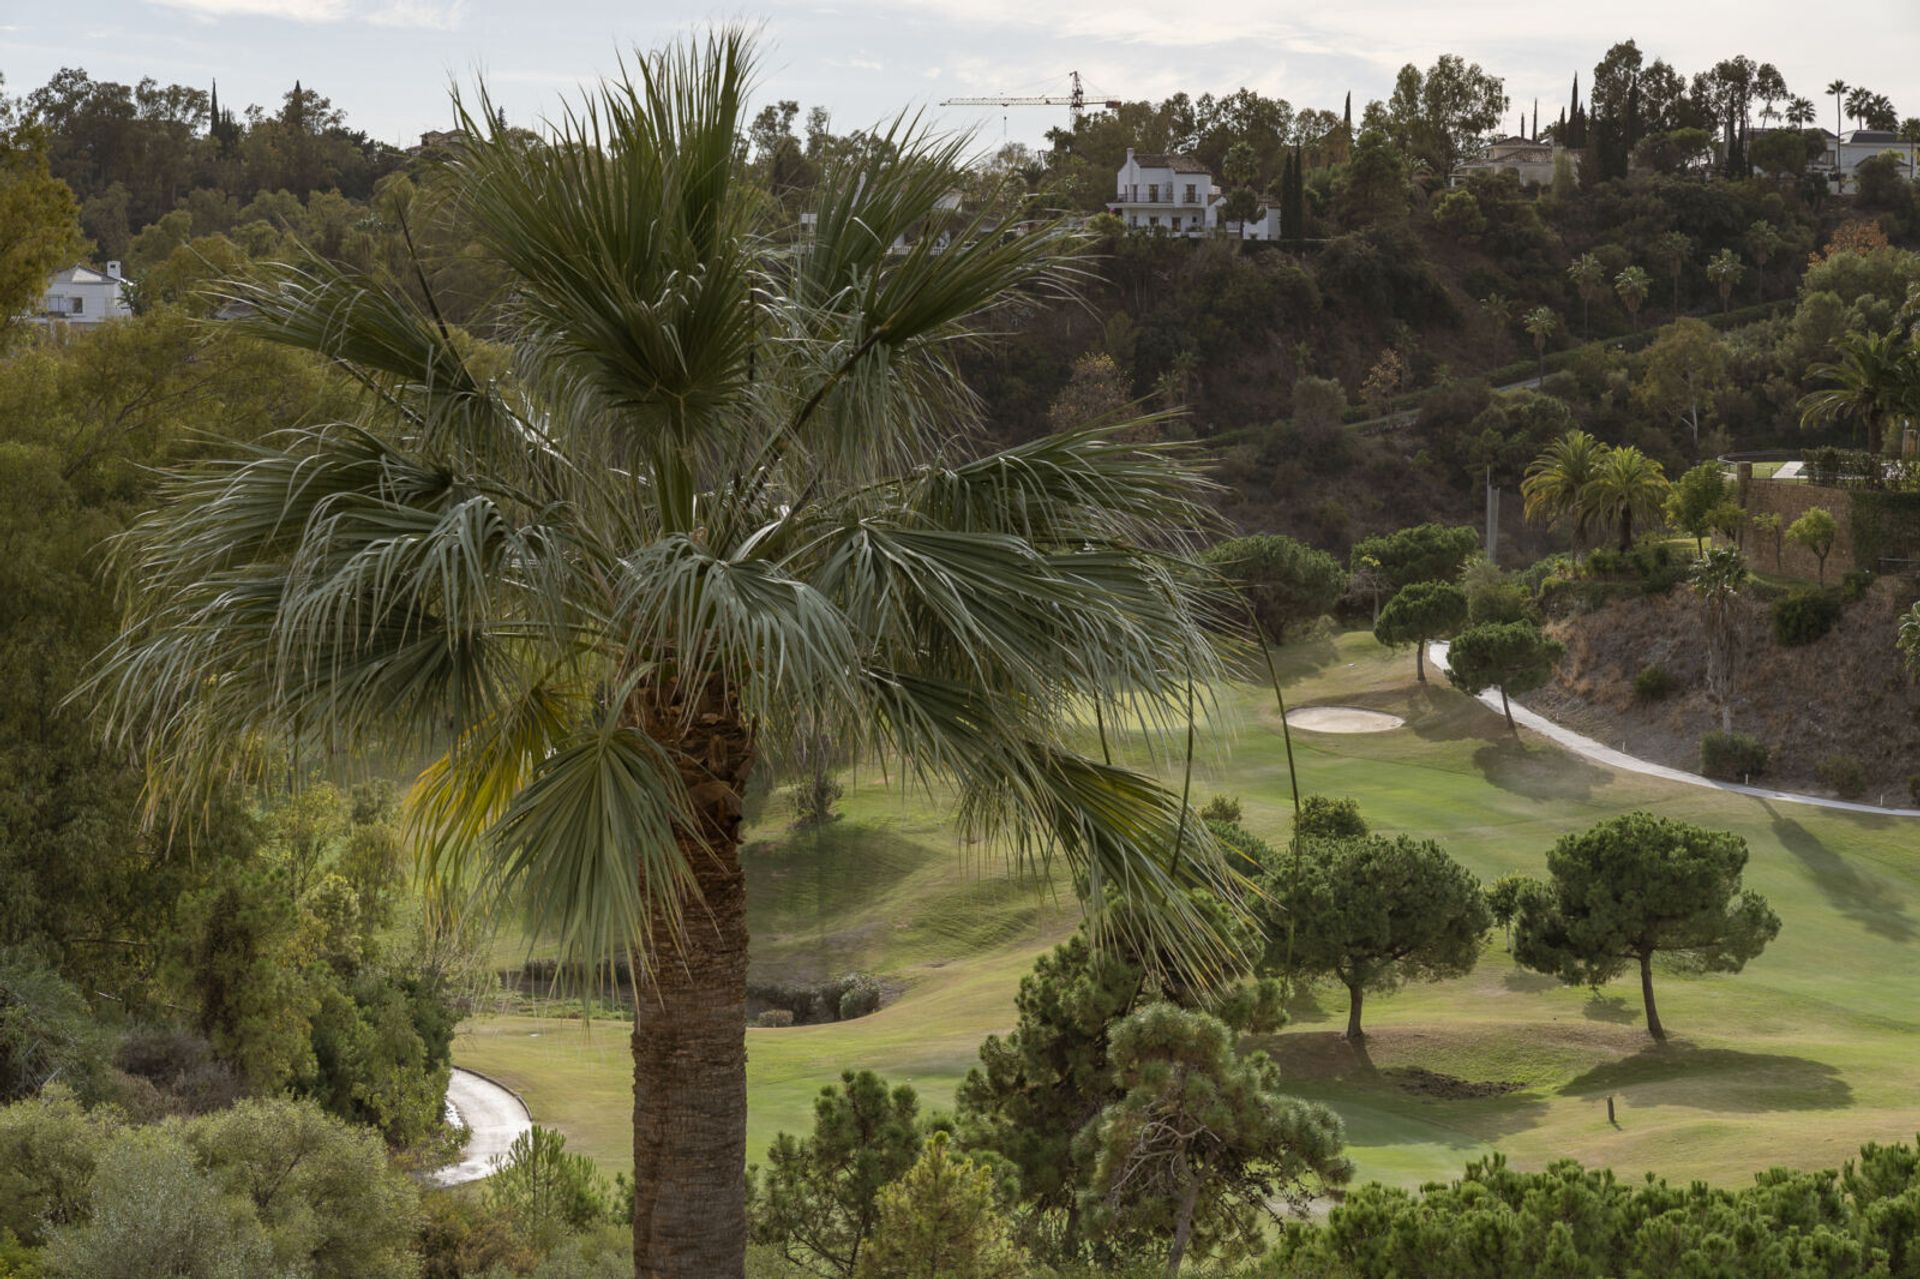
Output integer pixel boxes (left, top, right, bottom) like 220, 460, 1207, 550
1585, 445, 1670, 551
1520, 428, 1606, 556
1799, 327, 1920, 455
1827, 80, 1850, 136
84, 33, 1246, 1279
1689, 547, 1749, 734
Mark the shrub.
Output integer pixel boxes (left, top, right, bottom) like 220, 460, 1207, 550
113, 1030, 243, 1117
1700, 731, 1769, 781
1841, 568, 1875, 601
1296, 795, 1367, 841
1771, 589, 1842, 647
836, 975, 882, 1022
1632, 664, 1677, 701
753, 1009, 795, 1029
486, 1126, 611, 1252
854, 1131, 1030, 1279
1200, 795, 1242, 824
1816, 754, 1868, 800
751, 1071, 921, 1277
1909, 775, 1920, 807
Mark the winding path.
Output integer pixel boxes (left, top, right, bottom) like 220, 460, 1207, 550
432, 1067, 534, 1186
1425, 641, 1920, 819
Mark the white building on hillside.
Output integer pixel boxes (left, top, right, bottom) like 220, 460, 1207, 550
1109, 148, 1282, 239
1453, 135, 1579, 186
34, 263, 133, 328
1823, 129, 1917, 192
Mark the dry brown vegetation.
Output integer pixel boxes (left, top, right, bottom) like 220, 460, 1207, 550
1529, 587, 1920, 802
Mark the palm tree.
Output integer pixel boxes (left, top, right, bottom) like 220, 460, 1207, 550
1614, 265, 1651, 328
1523, 306, 1558, 384
83, 35, 1245, 1279
1828, 80, 1850, 136
1845, 86, 1872, 130
1705, 247, 1744, 313
1480, 293, 1514, 363
1786, 96, 1816, 128
1743, 221, 1784, 300
1567, 252, 1605, 338
1654, 230, 1692, 315
1799, 328, 1920, 455
1689, 548, 1749, 735
1585, 446, 1670, 551
1521, 429, 1606, 556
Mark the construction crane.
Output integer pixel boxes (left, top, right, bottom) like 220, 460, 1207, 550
940, 71, 1121, 131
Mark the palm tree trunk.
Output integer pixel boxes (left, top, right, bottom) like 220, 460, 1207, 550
1639, 951, 1666, 1041
631, 687, 756, 1279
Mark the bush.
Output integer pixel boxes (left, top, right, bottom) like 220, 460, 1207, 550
1816, 754, 1868, 800
114, 1030, 243, 1117
752, 1009, 794, 1029
1296, 795, 1367, 841
836, 975, 882, 1022
1909, 775, 1920, 807
1632, 665, 1677, 701
485, 1126, 612, 1252
1841, 568, 1876, 601
1199, 795, 1242, 824
1771, 589, 1842, 647
1700, 731, 1769, 781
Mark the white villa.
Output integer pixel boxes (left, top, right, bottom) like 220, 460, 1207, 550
1453, 135, 1578, 187
1820, 129, 1916, 192
1109, 149, 1283, 240
33, 263, 134, 328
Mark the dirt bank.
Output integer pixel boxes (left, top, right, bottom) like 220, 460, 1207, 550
1527, 587, 1920, 802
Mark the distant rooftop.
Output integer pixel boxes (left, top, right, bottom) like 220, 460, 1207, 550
1130, 152, 1211, 174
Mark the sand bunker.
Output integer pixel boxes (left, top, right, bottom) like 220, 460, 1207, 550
1284, 705, 1405, 733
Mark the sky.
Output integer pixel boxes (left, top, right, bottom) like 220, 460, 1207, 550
4, 0, 1919, 153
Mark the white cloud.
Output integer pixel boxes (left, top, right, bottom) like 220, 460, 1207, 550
849, 56, 882, 70
922, 66, 941, 79
148, 0, 346, 19
366, 0, 464, 28
145, 0, 462, 25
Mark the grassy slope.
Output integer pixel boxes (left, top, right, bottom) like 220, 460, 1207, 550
456, 630, 1920, 1189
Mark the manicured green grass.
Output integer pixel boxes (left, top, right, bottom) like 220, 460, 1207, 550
456, 629, 1920, 1191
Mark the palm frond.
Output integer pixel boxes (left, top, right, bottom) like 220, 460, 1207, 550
487, 709, 692, 971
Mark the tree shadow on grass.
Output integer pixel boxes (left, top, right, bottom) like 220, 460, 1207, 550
1265, 1029, 1553, 1142
1401, 685, 1489, 743
1562, 1042, 1853, 1112
1579, 993, 1639, 1025
1471, 735, 1609, 803
1501, 967, 1560, 993
1282, 983, 1335, 1026
1766, 807, 1915, 944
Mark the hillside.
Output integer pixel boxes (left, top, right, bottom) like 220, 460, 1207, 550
1530, 586, 1920, 802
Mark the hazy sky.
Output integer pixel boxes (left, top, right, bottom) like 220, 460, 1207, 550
5, 1, 1918, 152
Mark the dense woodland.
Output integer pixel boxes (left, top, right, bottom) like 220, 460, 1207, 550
2, 36, 1920, 1279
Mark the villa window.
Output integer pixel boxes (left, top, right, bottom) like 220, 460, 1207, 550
69, 297, 84, 314
1184, 183, 1196, 203
1148, 183, 1159, 203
